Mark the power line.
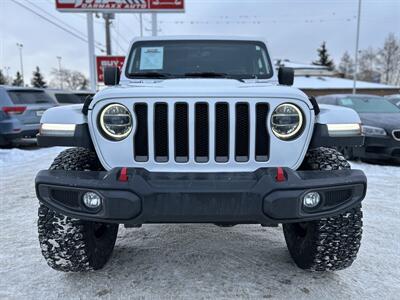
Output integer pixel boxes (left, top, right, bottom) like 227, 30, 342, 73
44, 0, 103, 25
28, 0, 84, 36
111, 21, 131, 46
12, 0, 105, 52
26, 0, 105, 49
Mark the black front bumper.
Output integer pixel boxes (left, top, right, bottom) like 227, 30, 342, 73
35, 168, 367, 225
353, 136, 400, 163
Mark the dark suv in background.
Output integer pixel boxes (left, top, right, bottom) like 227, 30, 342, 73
317, 94, 400, 164
0, 86, 57, 147
45, 89, 94, 105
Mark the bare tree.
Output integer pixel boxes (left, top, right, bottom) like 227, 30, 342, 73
337, 51, 354, 79
50, 68, 90, 90
377, 33, 400, 85
358, 47, 380, 82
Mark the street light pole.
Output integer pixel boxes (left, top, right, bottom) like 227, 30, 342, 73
151, 13, 158, 36
353, 0, 362, 94
16, 43, 24, 86
139, 13, 143, 37
56, 56, 63, 90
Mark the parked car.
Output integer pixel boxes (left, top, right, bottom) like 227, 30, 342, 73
317, 94, 400, 163
35, 36, 366, 273
45, 89, 94, 105
0, 86, 57, 146
385, 94, 400, 108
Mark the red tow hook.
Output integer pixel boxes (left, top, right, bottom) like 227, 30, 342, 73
275, 167, 286, 182
118, 167, 128, 182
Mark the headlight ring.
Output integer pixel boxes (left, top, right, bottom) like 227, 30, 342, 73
99, 103, 134, 141
270, 103, 304, 140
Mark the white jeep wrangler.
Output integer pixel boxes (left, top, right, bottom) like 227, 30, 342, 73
36, 36, 366, 272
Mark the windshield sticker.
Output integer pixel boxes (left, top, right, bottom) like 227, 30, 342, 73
340, 98, 354, 106
140, 47, 164, 70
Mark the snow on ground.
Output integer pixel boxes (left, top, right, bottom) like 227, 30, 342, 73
0, 147, 399, 299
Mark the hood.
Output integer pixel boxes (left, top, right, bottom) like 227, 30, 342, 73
93, 78, 312, 108
359, 113, 400, 131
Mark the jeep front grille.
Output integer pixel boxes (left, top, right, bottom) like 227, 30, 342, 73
392, 129, 400, 141
133, 101, 270, 164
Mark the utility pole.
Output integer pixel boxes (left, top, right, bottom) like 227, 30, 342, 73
151, 13, 158, 36
56, 56, 63, 90
16, 43, 24, 86
103, 13, 114, 55
353, 0, 362, 94
87, 13, 96, 92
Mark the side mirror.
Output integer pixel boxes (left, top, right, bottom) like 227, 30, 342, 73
278, 67, 294, 86
104, 66, 121, 86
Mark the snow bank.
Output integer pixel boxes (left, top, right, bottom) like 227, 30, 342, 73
0, 147, 65, 168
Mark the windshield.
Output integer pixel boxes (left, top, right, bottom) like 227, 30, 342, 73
338, 96, 400, 113
55, 93, 83, 104
126, 40, 273, 80
8, 90, 56, 105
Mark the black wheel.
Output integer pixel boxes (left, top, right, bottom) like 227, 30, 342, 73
37, 148, 119, 272
283, 147, 363, 271
337, 146, 355, 161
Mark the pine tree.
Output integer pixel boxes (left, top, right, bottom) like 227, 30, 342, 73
12, 72, 24, 86
31, 66, 47, 88
313, 41, 335, 69
0, 70, 7, 85
338, 51, 354, 79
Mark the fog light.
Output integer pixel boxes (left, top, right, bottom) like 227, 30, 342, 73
303, 192, 321, 208
82, 192, 102, 209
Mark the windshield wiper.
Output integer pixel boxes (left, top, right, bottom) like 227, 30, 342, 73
183, 72, 245, 82
128, 72, 172, 78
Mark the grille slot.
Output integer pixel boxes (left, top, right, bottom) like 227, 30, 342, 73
175, 103, 189, 162
154, 103, 169, 162
235, 103, 250, 162
134, 103, 149, 162
255, 103, 269, 161
195, 103, 209, 162
215, 103, 230, 162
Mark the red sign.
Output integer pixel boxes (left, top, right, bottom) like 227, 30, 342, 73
56, 0, 184, 12
96, 56, 125, 82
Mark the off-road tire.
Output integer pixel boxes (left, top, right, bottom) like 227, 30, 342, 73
283, 147, 363, 271
38, 148, 119, 272
337, 146, 355, 161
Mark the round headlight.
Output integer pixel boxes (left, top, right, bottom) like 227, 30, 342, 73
271, 103, 303, 140
99, 104, 133, 140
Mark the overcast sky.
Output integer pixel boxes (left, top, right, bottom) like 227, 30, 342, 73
1, 0, 399, 83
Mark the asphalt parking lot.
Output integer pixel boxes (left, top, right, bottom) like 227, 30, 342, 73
1, 147, 399, 299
